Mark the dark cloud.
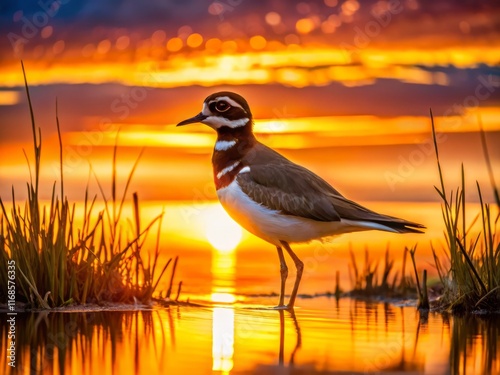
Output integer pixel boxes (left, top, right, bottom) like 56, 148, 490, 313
1, 0, 498, 47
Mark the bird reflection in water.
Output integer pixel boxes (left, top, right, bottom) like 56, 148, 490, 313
278, 309, 302, 367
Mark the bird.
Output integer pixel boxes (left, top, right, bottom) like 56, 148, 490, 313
177, 91, 425, 309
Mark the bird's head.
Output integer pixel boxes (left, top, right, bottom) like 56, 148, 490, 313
177, 91, 253, 131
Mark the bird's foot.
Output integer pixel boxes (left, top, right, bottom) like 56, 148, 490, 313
273, 304, 294, 311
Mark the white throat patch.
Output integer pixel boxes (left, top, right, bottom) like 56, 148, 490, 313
215, 139, 237, 151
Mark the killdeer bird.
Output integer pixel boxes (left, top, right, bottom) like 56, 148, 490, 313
177, 92, 424, 309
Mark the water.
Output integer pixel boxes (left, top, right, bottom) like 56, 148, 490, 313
2, 198, 499, 374
1, 297, 499, 374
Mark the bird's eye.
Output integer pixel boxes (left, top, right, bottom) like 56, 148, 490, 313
215, 101, 230, 112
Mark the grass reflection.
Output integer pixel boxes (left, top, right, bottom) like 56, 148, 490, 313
450, 315, 500, 375
0, 309, 175, 374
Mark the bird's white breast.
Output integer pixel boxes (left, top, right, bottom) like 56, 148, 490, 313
216, 174, 367, 247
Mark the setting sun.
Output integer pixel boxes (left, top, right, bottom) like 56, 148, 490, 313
204, 205, 243, 252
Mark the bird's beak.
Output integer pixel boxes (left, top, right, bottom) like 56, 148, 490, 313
176, 112, 207, 126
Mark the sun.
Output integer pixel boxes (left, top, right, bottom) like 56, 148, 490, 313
204, 205, 243, 252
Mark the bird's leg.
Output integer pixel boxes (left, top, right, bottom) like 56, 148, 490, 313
276, 246, 288, 307
280, 241, 304, 308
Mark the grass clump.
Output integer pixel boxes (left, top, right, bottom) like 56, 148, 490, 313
348, 244, 416, 298
430, 110, 500, 313
0, 63, 177, 309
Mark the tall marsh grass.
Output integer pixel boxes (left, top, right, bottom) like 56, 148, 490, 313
430, 110, 500, 313
0, 64, 177, 308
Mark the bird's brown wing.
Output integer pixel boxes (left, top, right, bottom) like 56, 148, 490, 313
236, 163, 342, 222
238, 142, 425, 232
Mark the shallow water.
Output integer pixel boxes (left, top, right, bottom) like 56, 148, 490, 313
1, 296, 499, 375
1, 199, 499, 374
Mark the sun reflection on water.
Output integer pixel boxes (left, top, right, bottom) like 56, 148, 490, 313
212, 308, 235, 373
210, 239, 237, 373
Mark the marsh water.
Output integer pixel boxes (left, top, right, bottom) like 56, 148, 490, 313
1, 297, 499, 375
1, 199, 500, 374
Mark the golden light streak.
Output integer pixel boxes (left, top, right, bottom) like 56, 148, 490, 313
66, 131, 215, 148
0, 90, 20, 105
64, 108, 500, 150
3, 46, 499, 88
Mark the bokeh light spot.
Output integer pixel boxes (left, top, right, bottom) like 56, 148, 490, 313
459, 21, 470, 34
342, 0, 360, 15
151, 30, 166, 44
167, 37, 183, 52
221, 40, 237, 53
178, 25, 193, 39
296, 18, 315, 34
324, 0, 338, 7
208, 2, 224, 15
328, 14, 342, 27
41, 26, 53, 39
265, 12, 281, 26
187, 33, 203, 48
52, 40, 65, 54
284, 34, 300, 45
205, 38, 222, 52
97, 39, 111, 54
321, 21, 337, 34
115, 35, 130, 50
249, 35, 267, 50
